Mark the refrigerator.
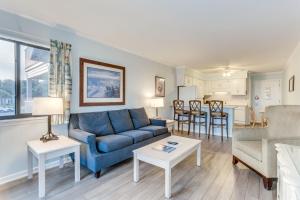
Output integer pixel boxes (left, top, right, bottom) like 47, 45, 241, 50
179, 86, 198, 105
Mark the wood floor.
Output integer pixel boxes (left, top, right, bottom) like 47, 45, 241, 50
0, 132, 276, 200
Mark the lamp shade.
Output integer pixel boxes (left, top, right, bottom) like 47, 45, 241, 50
150, 98, 164, 108
32, 97, 63, 116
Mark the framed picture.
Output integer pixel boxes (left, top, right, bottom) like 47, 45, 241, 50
80, 58, 125, 106
155, 76, 165, 97
289, 75, 295, 92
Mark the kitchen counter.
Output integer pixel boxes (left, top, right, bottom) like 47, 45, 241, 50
173, 105, 236, 137
201, 104, 238, 109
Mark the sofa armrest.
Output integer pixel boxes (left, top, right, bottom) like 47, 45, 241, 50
233, 127, 267, 141
150, 118, 166, 127
69, 129, 100, 156
69, 129, 95, 144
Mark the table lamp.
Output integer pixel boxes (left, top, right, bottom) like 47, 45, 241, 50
150, 98, 164, 118
32, 97, 63, 142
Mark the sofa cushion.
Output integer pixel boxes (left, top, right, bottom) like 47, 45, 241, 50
129, 108, 150, 129
108, 109, 134, 133
235, 141, 262, 161
139, 125, 168, 136
96, 135, 133, 153
118, 130, 153, 143
78, 112, 114, 136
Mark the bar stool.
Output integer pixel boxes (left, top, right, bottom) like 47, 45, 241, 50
208, 100, 228, 141
189, 100, 208, 136
173, 100, 191, 134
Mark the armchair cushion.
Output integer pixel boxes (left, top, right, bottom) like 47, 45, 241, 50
78, 112, 114, 136
235, 141, 262, 161
118, 130, 153, 143
96, 135, 133, 153
129, 108, 150, 129
108, 109, 134, 133
139, 125, 168, 136
69, 129, 96, 144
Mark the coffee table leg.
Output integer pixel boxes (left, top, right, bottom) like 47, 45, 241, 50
165, 167, 171, 198
133, 152, 139, 182
197, 144, 201, 166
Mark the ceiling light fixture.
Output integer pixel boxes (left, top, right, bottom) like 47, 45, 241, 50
222, 71, 231, 77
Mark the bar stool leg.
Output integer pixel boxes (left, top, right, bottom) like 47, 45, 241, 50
193, 115, 196, 134
205, 114, 208, 135
226, 116, 229, 138
177, 115, 180, 132
188, 114, 191, 135
208, 116, 211, 139
181, 116, 183, 134
199, 117, 201, 137
212, 117, 215, 136
221, 117, 224, 142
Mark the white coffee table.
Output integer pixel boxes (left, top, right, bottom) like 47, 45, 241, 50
27, 136, 80, 198
133, 136, 201, 198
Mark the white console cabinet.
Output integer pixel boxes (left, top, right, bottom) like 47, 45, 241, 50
275, 144, 300, 200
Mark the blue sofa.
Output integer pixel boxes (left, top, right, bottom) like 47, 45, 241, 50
68, 107, 170, 178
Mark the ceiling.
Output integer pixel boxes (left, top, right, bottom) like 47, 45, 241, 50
1, 0, 300, 72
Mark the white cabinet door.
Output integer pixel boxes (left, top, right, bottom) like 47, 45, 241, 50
234, 107, 246, 124
176, 68, 185, 86
210, 80, 231, 92
204, 80, 212, 95
230, 79, 247, 95
184, 76, 193, 86
194, 79, 205, 98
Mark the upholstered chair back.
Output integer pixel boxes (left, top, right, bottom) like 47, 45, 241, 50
266, 105, 300, 139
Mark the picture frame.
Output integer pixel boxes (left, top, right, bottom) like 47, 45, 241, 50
289, 75, 295, 92
80, 58, 125, 106
155, 76, 165, 97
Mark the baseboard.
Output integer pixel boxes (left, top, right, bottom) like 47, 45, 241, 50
0, 157, 72, 186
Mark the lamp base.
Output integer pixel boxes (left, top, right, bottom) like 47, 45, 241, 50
40, 132, 59, 143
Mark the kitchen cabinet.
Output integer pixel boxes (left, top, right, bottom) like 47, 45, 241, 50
184, 76, 193, 86
230, 79, 247, 95
176, 67, 248, 96
194, 79, 205, 98
210, 80, 231, 92
234, 106, 249, 125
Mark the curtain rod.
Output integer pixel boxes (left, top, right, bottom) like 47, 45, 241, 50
0, 27, 49, 48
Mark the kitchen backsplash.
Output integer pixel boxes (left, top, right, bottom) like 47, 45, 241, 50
207, 94, 249, 106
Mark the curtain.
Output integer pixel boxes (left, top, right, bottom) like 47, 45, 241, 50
49, 40, 72, 124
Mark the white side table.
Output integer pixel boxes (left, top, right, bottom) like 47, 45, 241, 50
166, 119, 175, 134
27, 136, 80, 198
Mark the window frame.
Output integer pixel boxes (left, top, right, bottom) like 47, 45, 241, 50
0, 37, 50, 120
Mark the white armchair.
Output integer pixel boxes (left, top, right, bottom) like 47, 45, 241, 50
232, 105, 300, 190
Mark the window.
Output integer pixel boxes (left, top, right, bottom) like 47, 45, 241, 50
0, 37, 50, 119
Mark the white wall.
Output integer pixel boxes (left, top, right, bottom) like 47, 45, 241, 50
283, 41, 300, 105
0, 10, 176, 184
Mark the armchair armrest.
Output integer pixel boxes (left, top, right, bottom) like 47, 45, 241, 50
262, 137, 300, 177
150, 118, 166, 127
233, 127, 267, 141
